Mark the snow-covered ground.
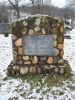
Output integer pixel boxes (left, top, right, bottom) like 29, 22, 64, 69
0, 29, 75, 100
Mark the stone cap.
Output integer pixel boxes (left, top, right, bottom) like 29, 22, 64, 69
11, 15, 64, 37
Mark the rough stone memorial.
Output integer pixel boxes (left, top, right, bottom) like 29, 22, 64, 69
7, 15, 71, 76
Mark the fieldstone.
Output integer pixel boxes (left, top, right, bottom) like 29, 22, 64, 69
59, 65, 65, 68
18, 47, 23, 54
64, 64, 71, 76
44, 65, 50, 69
53, 35, 57, 40
37, 67, 41, 73
58, 36, 63, 44
20, 67, 28, 75
24, 61, 31, 64
53, 41, 57, 47
60, 50, 64, 57
55, 67, 58, 73
58, 44, 64, 49
54, 58, 58, 64
15, 38, 22, 47
32, 56, 38, 64
40, 57, 46, 61
22, 56, 29, 61
23, 21, 27, 26
13, 65, 20, 71
53, 48, 59, 56
58, 59, 64, 64
60, 26, 64, 33
12, 34, 17, 40
42, 27, 46, 34
13, 51, 17, 58
11, 70, 15, 75
28, 29, 34, 35
52, 28, 58, 34
21, 28, 27, 35
17, 60, 23, 65
47, 57, 53, 64
13, 58, 17, 64
29, 67, 36, 74
59, 68, 64, 74
34, 18, 41, 25
50, 65, 56, 68
34, 26, 40, 32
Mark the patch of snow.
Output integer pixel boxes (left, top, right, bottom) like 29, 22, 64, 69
0, 28, 75, 100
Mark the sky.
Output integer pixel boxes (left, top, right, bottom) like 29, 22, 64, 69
51, 0, 66, 8
0, 0, 66, 8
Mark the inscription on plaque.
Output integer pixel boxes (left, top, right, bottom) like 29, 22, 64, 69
23, 35, 53, 56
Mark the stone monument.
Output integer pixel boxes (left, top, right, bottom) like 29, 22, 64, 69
7, 15, 71, 76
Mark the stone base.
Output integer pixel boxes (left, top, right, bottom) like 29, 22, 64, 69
7, 60, 71, 77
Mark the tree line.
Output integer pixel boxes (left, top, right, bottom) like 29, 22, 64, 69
0, 0, 75, 22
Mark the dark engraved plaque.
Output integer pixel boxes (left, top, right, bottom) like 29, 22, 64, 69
23, 35, 53, 56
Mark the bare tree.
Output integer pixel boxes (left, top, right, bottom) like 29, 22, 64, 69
8, 0, 21, 19
0, 4, 8, 22
30, 0, 35, 14
41, 0, 43, 14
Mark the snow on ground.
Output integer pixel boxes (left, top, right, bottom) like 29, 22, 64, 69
0, 29, 75, 100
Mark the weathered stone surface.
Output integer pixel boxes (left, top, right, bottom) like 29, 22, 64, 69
13, 58, 17, 64
23, 21, 27, 26
24, 61, 30, 64
12, 34, 17, 40
13, 65, 19, 71
59, 65, 65, 68
53, 41, 57, 47
42, 27, 46, 34
20, 67, 28, 75
40, 57, 46, 61
60, 26, 64, 33
50, 65, 55, 68
37, 67, 41, 73
34, 26, 40, 32
13, 51, 17, 58
22, 56, 29, 61
29, 67, 36, 74
28, 29, 34, 35
58, 59, 64, 64
64, 64, 71, 76
55, 67, 58, 73
60, 50, 64, 57
34, 18, 41, 25
17, 60, 23, 65
59, 68, 64, 74
44, 65, 50, 69
32, 56, 38, 64
18, 47, 23, 54
53, 35, 57, 40
47, 57, 53, 64
58, 44, 64, 49
53, 48, 59, 56
58, 36, 64, 44
15, 38, 22, 47
52, 28, 58, 34
21, 28, 27, 35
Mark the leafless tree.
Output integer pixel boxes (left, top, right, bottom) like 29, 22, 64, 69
0, 4, 8, 22
30, 0, 35, 14
8, 0, 21, 19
